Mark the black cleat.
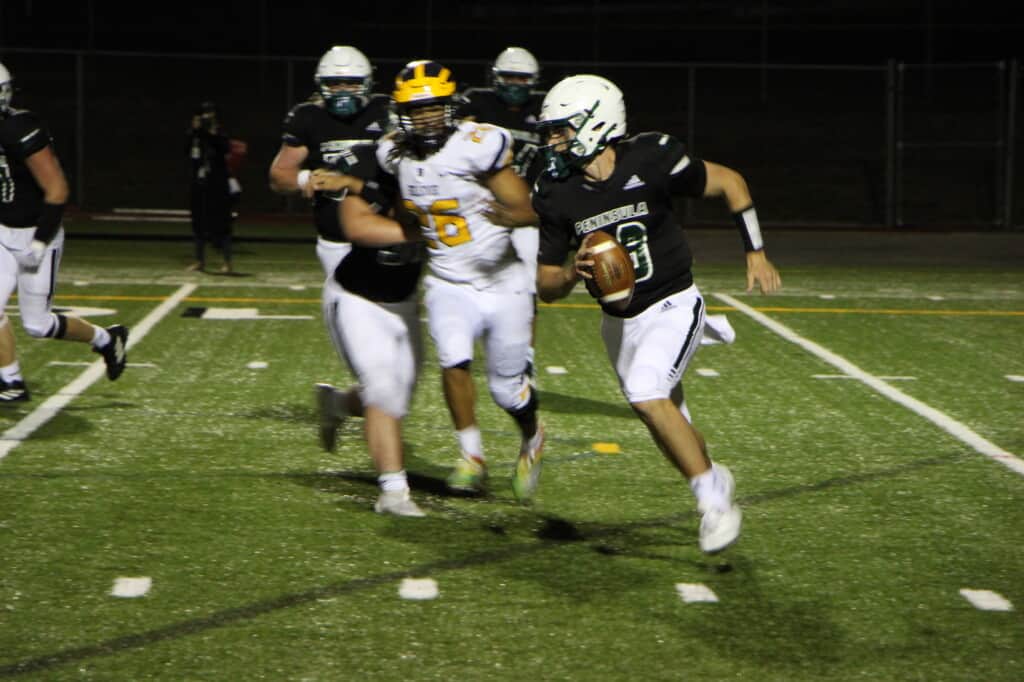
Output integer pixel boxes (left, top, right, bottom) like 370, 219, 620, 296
96, 325, 129, 380
0, 380, 30, 402
314, 383, 344, 452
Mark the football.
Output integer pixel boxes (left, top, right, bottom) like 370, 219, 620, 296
582, 231, 635, 312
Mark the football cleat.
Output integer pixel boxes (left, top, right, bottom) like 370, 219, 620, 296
698, 464, 742, 554
512, 423, 545, 501
374, 490, 426, 518
0, 379, 30, 402
446, 454, 487, 494
95, 325, 128, 381
314, 383, 344, 453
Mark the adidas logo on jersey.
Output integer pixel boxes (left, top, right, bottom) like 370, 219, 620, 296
366, 121, 382, 132
623, 174, 646, 190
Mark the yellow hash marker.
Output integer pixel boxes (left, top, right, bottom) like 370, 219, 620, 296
592, 442, 621, 454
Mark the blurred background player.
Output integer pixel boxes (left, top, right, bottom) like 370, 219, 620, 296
0, 61, 128, 402
269, 45, 391, 428
186, 100, 235, 273
315, 143, 426, 517
354, 60, 544, 501
269, 45, 389, 278
533, 74, 781, 553
458, 46, 546, 376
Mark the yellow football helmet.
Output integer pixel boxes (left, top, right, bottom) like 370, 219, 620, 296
392, 60, 458, 154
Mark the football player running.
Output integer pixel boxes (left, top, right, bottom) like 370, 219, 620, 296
342, 60, 545, 501
533, 74, 781, 554
269, 45, 390, 434
0, 61, 128, 402
458, 46, 546, 379
316, 144, 427, 517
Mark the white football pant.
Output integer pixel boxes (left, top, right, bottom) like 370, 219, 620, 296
602, 285, 706, 404
423, 274, 533, 411
322, 278, 421, 419
0, 226, 66, 338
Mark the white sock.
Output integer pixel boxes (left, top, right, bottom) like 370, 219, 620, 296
379, 470, 409, 493
91, 326, 111, 349
456, 425, 484, 461
0, 361, 22, 383
689, 464, 727, 511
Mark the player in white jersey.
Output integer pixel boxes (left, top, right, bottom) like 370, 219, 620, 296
347, 60, 544, 501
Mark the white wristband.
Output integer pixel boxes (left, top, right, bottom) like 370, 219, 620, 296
296, 169, 311, 190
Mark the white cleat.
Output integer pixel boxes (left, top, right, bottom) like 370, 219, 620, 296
374, 490, 426, 518
698, 464, 742, 554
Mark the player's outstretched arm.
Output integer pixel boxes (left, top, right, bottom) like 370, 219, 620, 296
339, 194, 415, 247
703, 161, 781, 294
483, 166, 539, 227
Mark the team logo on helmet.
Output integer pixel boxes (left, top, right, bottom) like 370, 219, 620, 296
537, 74, 626, 179
392, 61, 458, 155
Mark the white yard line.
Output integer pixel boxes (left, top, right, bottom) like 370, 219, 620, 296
714, 293, 1024, 477
0, 284, 197, 461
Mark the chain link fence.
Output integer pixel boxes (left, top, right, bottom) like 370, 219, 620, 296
1, 49, 1019, 229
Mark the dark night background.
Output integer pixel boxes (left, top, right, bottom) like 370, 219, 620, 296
3, 1, 1021, 64
1, 1, 1022, 227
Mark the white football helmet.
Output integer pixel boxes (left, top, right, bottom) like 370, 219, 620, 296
538, 74, 626, 178
0, 62, 12, 113
491, 47, 539, 106
315, 46, 373, 117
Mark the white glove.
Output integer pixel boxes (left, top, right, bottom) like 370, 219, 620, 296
16, 240, 48, 272
228, 177, 242, 195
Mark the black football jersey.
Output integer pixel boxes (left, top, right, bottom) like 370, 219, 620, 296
0, 109, 54, 227
281, 93, 390, 241
457, 87, 545, 183
534, 132, 708, 318
334, 145, 423, 303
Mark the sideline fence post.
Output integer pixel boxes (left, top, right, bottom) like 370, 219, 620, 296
686, 64, 696, 223
885, 60, 897, 228
76, 51, 85, 208
1005, 59, 1018, 229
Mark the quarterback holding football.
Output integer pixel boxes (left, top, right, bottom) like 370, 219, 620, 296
534, 74, 781, 553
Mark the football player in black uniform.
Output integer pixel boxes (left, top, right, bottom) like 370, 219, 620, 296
458, 47, 545, 183
0, 61, 128, 403
458, 47, 546, 376
317, 145, 427, 516
269, 45, 391, 428
269, 45, 390, 279
533, 74, 781, 554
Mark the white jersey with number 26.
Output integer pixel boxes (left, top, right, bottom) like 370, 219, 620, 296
376, 121, 528, 293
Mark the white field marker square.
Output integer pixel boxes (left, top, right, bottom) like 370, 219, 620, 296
111, 577, 152, 598
959, 588, 1013, 612
675, 583, 719, 603
399, 578, 439, 601
696, 368, 720, 377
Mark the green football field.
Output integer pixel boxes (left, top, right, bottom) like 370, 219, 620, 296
0, 232, 1022, 680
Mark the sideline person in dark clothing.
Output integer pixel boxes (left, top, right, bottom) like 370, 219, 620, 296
186, 101, 233, 273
